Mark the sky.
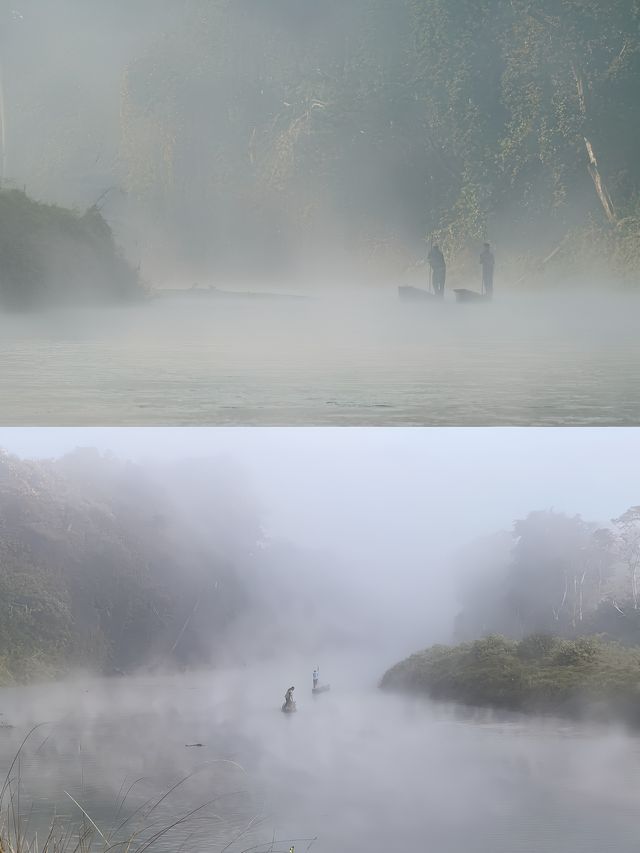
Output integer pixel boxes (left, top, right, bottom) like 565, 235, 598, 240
0, 427, 637, 563
0, 426, 638, 652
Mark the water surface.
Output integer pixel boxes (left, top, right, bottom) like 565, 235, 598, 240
1, 291, 639, 424
1, 665, 640, 853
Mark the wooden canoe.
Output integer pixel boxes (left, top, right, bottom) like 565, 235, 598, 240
453, 288, 489, 303
398, 285, 439, 301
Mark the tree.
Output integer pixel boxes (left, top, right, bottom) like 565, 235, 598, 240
612, 506, 640, 608
454, 509, 618, 641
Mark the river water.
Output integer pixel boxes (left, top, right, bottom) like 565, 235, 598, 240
1, 290, 639, 425
1, 665, 640, 853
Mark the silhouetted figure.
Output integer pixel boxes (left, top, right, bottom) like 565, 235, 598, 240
427, 244, 446, 297
284, 686, 295, 707
313, 667, 319, 689
480, 242, 494, 298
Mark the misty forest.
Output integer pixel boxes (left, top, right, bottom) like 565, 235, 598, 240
0, 447, 359, 682
2, 1, 640, 427
1, 0, 640, 306
2, 438, 640, 852
3, 445, 640, 718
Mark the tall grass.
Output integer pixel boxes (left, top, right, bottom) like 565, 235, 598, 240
0, 727, 316, 853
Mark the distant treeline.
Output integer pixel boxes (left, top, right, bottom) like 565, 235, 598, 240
116, 0, 640, 279
380, 634, 640, 728
0, 448, 355, 683
0, 190, 141, 309
453, 508, 640, 646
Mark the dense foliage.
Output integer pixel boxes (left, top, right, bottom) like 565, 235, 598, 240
0, 448, 355, 683
380, 634, 640, 726
454, 508, 640, 645
117, 0, 640, 279
4, 1, 640, 282
0, 190, 142, 309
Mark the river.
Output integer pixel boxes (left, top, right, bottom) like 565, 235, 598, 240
1, 290, 639, 425
1, 664, 640, 853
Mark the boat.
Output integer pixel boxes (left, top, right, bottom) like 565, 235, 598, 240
281, 701, 297, 713
398, 285, 439, 302
453, 288, 489, 303
154, 286, 306, 302
312, 684, 331, 695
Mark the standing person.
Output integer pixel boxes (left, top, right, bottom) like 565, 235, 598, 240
427, 244, 446, 298
480, 242, 495, 298
313, 667, 319, 689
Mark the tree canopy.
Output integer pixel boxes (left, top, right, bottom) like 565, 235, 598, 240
454, 507, 640, 645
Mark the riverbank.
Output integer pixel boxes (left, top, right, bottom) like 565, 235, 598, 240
380, 635, 640, 728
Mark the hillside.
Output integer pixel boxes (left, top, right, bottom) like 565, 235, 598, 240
0, 190, 142, 309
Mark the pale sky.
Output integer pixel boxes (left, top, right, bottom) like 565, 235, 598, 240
0, 428, 637, 566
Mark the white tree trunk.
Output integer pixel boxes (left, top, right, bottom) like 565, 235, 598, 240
584, 137, 616, 224
573, 65, 616, 224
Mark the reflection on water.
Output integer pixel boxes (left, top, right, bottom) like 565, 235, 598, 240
1, 666, 640, 853
1, 291, 639, 425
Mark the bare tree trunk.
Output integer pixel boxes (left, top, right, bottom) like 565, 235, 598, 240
169, 594, 201, 656
584, 138, 616, 223
573, 65, 616, 224
554, 573, 568, 622
578, 571, 586, 622
597, 562, 602, 602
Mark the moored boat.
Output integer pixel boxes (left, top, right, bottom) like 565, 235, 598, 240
398, 285, 439, 301
453, 288, 489, 303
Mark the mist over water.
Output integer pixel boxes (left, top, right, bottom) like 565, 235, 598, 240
2, 289, 640, 425
3, 661, 640, 853
1, 431, 640, 852
1, 0, 640, 848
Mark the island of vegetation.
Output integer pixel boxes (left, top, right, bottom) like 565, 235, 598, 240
380, 634, 640, 727
382, 505, 640, 727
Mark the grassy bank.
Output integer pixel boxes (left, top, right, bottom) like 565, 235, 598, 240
380, 634, 640, 727
0, 189, 142, 310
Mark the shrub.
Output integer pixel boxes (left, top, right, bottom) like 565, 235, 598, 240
554, 637, 599, 666
517, 633, 559, 661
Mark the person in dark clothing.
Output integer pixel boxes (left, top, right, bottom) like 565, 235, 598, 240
427, 244, 446, 297
480, 242, 494, 298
